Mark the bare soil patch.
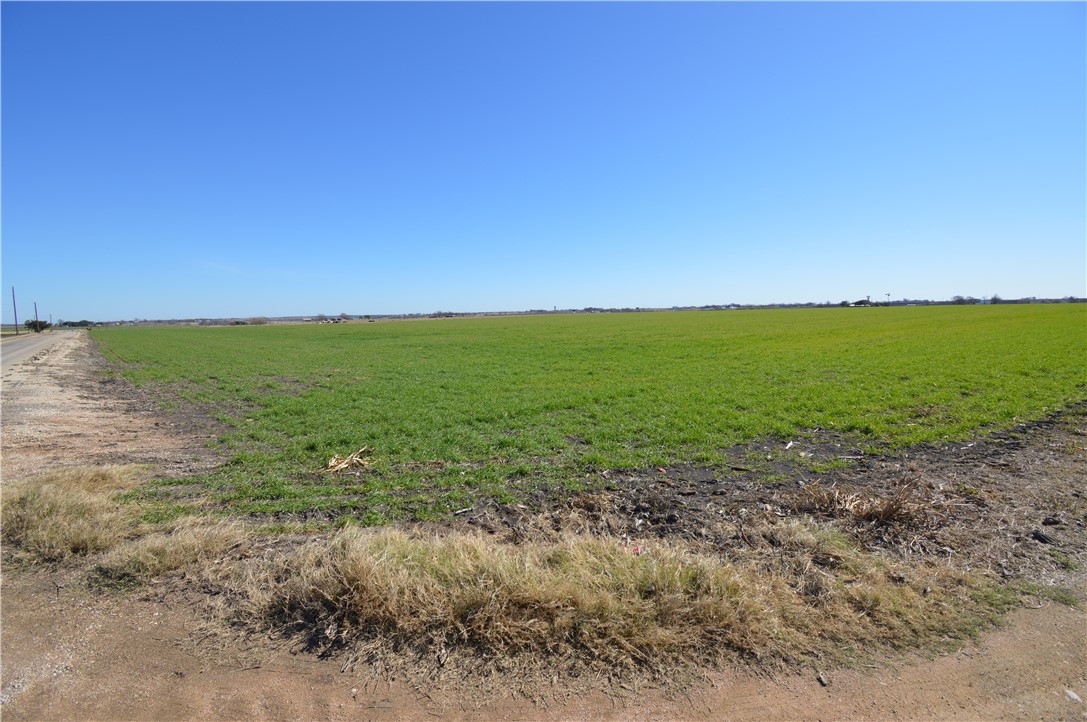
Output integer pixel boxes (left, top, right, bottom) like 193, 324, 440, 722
452, 409, 1087, 593
1, 333, 1085, 720
1, 332, 222, 481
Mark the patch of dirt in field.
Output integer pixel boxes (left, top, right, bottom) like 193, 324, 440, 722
2, 334, 1085, 720
455, 408, 1087, 593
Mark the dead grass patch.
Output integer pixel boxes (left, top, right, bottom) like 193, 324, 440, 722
223, 520, 1001, 687
790, 475, 957, 537
2, 454, 1069, 695
1, 465, 147, 563
92, 517, 249, 588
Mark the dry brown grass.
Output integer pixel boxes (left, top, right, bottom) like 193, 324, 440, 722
92, 517, 249, 587
226, 520, 997, 684
0, 464, 1033, 692
2, 466, 250, 584
795, 475, 940, 525
1, 465, 146, 563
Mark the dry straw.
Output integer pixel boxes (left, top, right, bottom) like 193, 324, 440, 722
229, 521, 988, 682
1, 465, 146, 562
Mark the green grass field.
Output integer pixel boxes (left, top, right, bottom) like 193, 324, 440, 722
92, 305, 1086, 523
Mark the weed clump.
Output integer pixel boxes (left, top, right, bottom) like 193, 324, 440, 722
92, 517, 249, 588
793, 476, 946, 528
1, 466, 145, 563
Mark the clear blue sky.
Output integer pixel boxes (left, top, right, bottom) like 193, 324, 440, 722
2, 2, 1084, 322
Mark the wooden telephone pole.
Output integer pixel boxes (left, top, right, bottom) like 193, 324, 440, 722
11, 287, 18, 335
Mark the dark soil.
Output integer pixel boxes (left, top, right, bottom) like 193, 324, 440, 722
453, 405, 1087, 591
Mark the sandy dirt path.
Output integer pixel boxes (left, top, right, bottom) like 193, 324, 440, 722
1, 330, 73, 370
1, 331, 219, 482
1, 332, 1084, 721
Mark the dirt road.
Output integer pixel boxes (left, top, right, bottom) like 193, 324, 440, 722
1, 330, 75, 371
1, 332, 1084, 720
1, 331, 219, 482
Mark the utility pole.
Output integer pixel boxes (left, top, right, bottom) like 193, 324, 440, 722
11, 287, 18, 335
34, 302, 40, 332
